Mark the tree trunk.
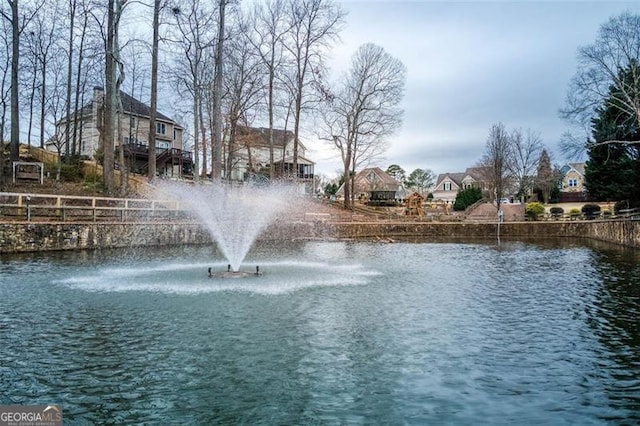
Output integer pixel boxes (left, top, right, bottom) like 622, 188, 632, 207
192, 89, 200, 182
39, 61, 46, 149
211, 0, 226, 181
27, 60, 37, 148
9, 0, 20, 162
64, 0, 76, 160
72, 12, 88, 157
268, 59, 275, 180
343, 146, 352, 209
103, 0, 116, 194
148, 0, 160, 182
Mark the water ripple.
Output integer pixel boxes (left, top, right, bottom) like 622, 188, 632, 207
0, 240, 639, 423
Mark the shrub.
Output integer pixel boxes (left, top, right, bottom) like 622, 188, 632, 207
525, 202, 545, 220
602, 209, 612, 218
569, 208, 581, 219
549, 207, 564, 219
453, 187, 482, 211
581, 203, 601, 220
614, 200, 629, 215
59, 163, 83, 182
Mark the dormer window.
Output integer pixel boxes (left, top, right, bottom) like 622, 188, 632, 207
444, 182, 452, 191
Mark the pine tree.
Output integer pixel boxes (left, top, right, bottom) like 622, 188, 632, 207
586, 63, 640, 206
534, 149, 560, 204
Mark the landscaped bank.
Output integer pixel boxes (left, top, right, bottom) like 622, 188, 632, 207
0, 219, 638, 253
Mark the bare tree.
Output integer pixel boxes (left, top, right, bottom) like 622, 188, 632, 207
71, 0, 94, 157
478, 122, 512, 211
222, 18, 265, 180
210, 0, 228, 181
248, 0, 290, 180
284, 0, 344, 181
320, 43, 405, 208
102, 0, 128, 194
0, 15, 11, 183
30, 1, 61, 150
508, 128, 542, 202
168, 0, 217, 181
2, 0, 41, 161
63, 0, 77, 159
561, 12, 640, 152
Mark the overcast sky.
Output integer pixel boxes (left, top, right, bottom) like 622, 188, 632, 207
308, 0, 640, 179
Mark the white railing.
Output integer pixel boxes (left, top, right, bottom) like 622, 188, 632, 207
0, 192, 187, 222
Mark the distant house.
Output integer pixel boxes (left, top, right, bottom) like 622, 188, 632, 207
559, 162, 587, 202
432, 167, 490, 204
230, 126, 315, 193
336, 167, 403, 205
49, 87, 193, 179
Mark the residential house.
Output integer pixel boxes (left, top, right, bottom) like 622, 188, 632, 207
559, 162, 587, 202
231, 126, 315, 193
336, 167, 403, 205
432, 167, 490, 204
49, 87, 193, 178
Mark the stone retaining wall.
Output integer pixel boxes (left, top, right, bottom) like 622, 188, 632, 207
0, 219, 638, 254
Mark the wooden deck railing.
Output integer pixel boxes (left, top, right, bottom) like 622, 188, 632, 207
0, 192, 188, 222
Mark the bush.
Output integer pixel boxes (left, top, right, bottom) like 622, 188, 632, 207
569, 208, 581, 219
602, 209, 612, 218
581, 203, 601, 220
525, 202, 545, 220
614, 200, 630, 215
549, 207, 564, 219
453, 187, 482, 211
59, 163, 83, 182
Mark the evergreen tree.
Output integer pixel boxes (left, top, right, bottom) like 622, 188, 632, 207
586, 63, 640, 206
453, 187, 482, 211
534, 149, 560, 204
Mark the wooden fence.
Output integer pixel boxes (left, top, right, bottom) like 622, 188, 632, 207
0, 192, 187, 222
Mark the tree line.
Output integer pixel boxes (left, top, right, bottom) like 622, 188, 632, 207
0, 0, 405, 197
473, 11, 640, 210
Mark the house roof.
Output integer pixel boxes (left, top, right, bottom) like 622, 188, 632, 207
336, 167, 401, 195
436, 167, 490, 188
60, 88, 180, 126
119, 90, 176, 124
562, 162, 585, 176
235, 126, 306, 150
436, 172, 465, 187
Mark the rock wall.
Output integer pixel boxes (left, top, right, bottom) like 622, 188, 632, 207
0, 219, 638, 254
0, 222, 211, 253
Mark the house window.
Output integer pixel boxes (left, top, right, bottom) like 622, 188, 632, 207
130, 116, 136, 127
157, 122, 166, 134
444, 182, 452, 191
173, 128, 177, 141
568, 178, 578, 188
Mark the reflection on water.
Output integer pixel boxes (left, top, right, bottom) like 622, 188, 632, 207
0, 239, 638, 424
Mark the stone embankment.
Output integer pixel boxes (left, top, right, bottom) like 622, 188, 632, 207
0, 218, 638, 253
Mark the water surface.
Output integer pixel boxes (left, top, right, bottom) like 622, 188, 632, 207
0, 240, 638, 424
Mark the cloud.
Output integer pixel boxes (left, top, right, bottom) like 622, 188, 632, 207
317, 0, 640, 179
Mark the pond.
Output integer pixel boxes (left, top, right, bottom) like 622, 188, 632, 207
0, 239, 639, 424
